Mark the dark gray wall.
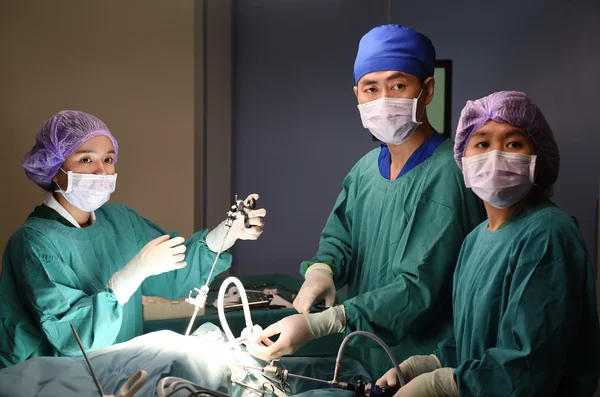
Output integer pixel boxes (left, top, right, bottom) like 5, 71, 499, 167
231, 0, 388, 276
232, 0, 600, 276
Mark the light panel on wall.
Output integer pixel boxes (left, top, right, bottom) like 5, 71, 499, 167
429, 60, 452, 139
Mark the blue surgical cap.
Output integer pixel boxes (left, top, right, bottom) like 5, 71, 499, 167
353, 24, 436, 85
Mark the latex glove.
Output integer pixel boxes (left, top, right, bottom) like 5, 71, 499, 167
108, 235, 187, 305
249, 306, 346, 361
205, 194, 266, 253
293, 264, 336, 313
249, 313, 313, 361
393, 368, 457, 397
377, 355, 442, 387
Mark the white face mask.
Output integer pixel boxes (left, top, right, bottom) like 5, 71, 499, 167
357, 91, 423, 145
462, 150, 536, 209
55, 168, 117, 212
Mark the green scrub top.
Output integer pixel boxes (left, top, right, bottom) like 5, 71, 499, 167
0, 203, 231, 368
437, 198, 600, 396
302, 140, 485, 377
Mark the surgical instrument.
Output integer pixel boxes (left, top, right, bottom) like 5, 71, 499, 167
184, 195, 258, 336
70, 322, 147, 397
232, 360, 401, 397
236, 331, 405, 397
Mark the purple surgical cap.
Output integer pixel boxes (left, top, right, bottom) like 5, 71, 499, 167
22, 110, 119, 191
354, 24, 436, 85
454, 91, 560, 190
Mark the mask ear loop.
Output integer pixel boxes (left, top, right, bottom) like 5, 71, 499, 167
413, 87, 426, 123
413, 76, 433, 123
54, 168, 71, 193
529, 155, 538, 185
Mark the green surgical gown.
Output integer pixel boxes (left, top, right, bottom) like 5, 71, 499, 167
436, 198, 600, 396
301, 141, 485, 378
0, 203, 231, 368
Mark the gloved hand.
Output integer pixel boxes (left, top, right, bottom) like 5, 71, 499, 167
377, 355, 442, 387
293, 264, 336, 313
249, 306, 346, 361
249, 313, 313, 361
392, 369, 457, 397
205, 194, 267, 253
108, 235, 187, 305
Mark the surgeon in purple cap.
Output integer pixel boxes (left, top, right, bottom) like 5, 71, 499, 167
251, 25, 485, 378
0, 110, 267, 368
376, 92, 600, 396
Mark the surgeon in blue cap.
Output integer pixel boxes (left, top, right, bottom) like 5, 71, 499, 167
252, 25, 485, 378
